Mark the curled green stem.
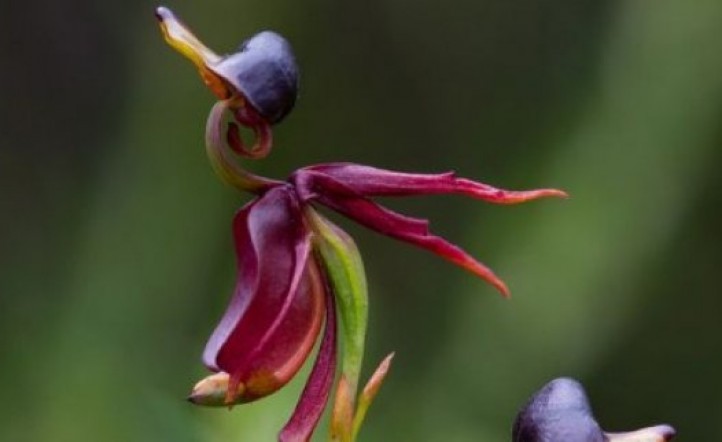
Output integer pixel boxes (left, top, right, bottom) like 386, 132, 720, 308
205, 99, 281, 193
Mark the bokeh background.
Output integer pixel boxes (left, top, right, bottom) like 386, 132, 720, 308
2, 0, 721, 440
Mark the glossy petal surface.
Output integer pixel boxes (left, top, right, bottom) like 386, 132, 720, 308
203, 186, 324, 401
293, 170, 510, 295
514, 378, 676, 442
299, 163, 567, 203
306, 209, 370, 441
513, 378, 604, 442
279, 270, 337, 442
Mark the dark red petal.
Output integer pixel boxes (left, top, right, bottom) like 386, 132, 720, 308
202, 186, 325, 400
279, 267, 338, 442
294, 169, 429, 236
294, 171, 509, 296
298, 163, 567, 203
302, 163, 567, 204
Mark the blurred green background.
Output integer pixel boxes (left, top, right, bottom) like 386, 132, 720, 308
2, 0, 721, 440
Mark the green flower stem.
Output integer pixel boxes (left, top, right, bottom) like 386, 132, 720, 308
305, 208, 369, 441
205, 100, 281, 193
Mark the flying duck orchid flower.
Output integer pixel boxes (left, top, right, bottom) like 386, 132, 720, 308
156, 6, 567, 441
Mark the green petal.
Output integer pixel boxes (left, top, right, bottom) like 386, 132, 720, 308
352, 353, 394, 440
305, 208, 368, 441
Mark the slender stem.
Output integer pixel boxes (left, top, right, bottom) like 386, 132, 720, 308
205, 100, 281, 193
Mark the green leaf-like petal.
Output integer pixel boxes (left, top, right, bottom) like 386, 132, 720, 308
305, 208, 368, 441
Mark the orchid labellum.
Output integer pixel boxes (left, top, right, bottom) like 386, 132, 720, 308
156, 6, 567, 441
514, 378, 676, 442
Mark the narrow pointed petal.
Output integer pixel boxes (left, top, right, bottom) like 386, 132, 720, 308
295, 172, 509, 296
279, 275, 337, 442
352, 353, 395, 440
299, 163, 567, 203
203, 186, 325, 402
